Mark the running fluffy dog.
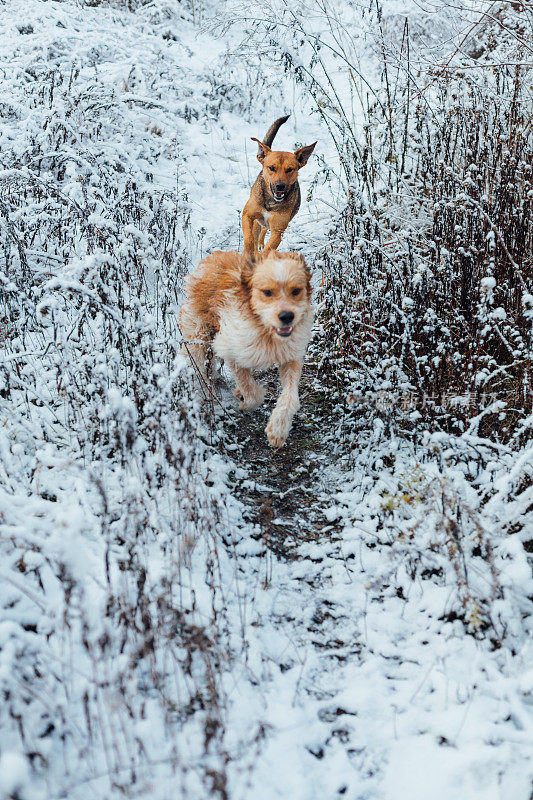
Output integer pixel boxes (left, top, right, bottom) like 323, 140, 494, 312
242, 116, 316, 260
180, 250, 313, 448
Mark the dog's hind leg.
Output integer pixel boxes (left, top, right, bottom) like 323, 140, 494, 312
228, 361, 266, 411
265, 359, 302, 447
180, 304, 214, 392
181, 337, 210, 385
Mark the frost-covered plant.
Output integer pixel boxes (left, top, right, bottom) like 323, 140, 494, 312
0, 21, 240, 799
374, 471, 508, 642
237, 0, 533, 441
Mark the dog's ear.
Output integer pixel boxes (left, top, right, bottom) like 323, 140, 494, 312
241, 260, 254, 293
290, 252, 312, 297
294, 141, 317, 168
251, 137, 271, 162
305, 263, 312, 298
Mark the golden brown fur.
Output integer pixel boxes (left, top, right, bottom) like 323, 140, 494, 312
181, 250, 244, 334
180, 250, 314, 448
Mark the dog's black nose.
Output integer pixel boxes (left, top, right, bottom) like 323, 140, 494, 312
275, 182, 286, 191
278, 310, 294, 324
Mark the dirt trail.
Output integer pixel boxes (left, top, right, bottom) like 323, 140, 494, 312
219, 366, 342, 560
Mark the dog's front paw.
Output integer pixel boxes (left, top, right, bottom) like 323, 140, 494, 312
238, 384, 266, 411
265, 410, 291, 448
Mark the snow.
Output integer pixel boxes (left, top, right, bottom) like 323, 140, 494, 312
1, 1, 532, 799
0, 752, 30, 796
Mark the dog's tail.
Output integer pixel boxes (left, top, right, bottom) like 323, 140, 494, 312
262, 115, 290, 148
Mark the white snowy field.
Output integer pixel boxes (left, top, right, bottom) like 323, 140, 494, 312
0, 1, 532, 799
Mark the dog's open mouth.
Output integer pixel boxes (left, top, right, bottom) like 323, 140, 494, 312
271, 185, 286, 202
275, 325, 293, 337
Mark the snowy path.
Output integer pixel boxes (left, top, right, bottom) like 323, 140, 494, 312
214, 372, 533, 800
0, 2, 532, 799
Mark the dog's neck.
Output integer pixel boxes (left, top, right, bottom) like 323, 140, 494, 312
259, 175, 298, 211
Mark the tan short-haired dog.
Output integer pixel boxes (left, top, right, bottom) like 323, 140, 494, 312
242, 116, 316, 260
180, 250, 313, 448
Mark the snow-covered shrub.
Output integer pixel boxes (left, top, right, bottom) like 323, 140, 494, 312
370, 466, 527, 645
0, 10, 243, 797
245, 1, 533, 442
313, 64, 533, 440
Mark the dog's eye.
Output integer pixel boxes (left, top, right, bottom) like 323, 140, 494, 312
291, 288, 302, 296
286, 168, 293, 173
268, 166, 275, 172
262, 289, 273, 297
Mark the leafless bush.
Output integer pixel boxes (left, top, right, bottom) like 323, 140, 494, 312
372, 470, 512, 644
241, 1, 533, 442
0, 57, 237, 798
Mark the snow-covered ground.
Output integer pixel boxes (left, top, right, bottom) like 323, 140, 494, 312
1, 1, 532, 799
